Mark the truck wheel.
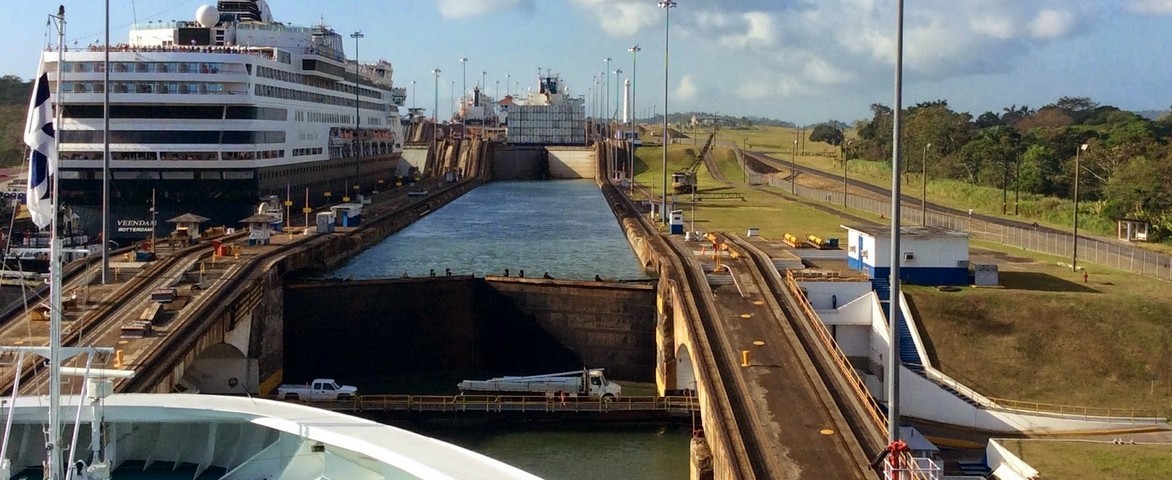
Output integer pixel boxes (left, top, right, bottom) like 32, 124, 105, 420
602, 394, 615, 403
286, 394, 299, 401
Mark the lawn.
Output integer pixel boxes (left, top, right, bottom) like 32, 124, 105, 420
997, 439, 1172, 480
631, 144, 867, 240
631, 140, 1172, 416
907, 240, 1172, 414
740, 127, 1172, 253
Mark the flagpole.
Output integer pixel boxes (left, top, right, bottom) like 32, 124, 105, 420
48, 6, 65, 479
101, 0, 110, 283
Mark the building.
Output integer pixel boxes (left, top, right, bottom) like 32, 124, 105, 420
842, 224, 969, 286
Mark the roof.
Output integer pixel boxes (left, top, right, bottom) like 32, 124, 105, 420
240, 213, 279, 223
8, 394, 546, 480
167, 213, 210, 224
841, 224, 969, 238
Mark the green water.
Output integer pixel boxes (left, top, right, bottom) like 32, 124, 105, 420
413, 423, 693, 480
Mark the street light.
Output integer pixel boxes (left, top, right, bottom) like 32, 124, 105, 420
659, 0, 676, 224
506, 74, 511, 96
410, 80, 417, 110
1073, 143, 1088, 272
350, 31, 364, 200
843, 139, 852, 207
922, 142, 931, 225
613, 69, 623, 123
603, 57, 612, 123
449, 79, 455, 119
481, 70, 487, 91
628, 44, 641, 122
459, 57, 468, 132
791, 140, 798, 194
432, 68, 441, 146
495, 79, 500, 101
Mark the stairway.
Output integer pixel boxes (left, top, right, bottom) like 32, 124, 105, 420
873, 279, 985, 407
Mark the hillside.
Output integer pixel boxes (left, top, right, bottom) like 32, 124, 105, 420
0, 76, 31, 167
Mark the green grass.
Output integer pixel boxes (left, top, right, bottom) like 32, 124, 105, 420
908, 240, 1172, 414
997, 440, 1172, 480
761, 134, 1172, 252
631, 145, 865, 240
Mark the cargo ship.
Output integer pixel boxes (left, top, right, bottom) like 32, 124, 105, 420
33, 0, 407, 241
500, 73, 586, 145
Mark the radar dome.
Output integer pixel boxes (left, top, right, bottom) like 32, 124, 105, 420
195, 5, 219, 28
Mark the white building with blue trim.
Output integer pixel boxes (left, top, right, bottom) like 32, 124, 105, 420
843, 224, 969, 286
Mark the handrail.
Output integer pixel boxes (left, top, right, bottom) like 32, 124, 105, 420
783, 270, 889, 436
983, 397, 1164, 422
273, 394, 700, 414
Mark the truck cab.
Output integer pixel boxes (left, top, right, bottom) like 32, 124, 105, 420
587, 370, 622, 399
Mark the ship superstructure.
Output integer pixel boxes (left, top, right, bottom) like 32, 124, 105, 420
37, 1, 407, 238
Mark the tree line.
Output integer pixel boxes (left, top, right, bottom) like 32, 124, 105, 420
0, 75, 32, 167
809, 97, 1172, 241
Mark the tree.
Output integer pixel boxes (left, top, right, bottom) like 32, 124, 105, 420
974, 111, 1003, 129
1104, 154, 1172, 240
809, 124, 844, 146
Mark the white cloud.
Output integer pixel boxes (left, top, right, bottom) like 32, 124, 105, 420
435, 0, 532, 18
572, 0, 660, 36
1128, 0, 1172, 14
675, 75, 698, 101
1028, 9, 1076, 39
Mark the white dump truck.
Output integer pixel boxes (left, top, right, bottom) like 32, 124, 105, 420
457, 369, 621, 400
276, 378, 357, 401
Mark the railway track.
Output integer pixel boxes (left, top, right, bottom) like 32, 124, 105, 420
662, 236, 773, 479
0, 236, 244, 395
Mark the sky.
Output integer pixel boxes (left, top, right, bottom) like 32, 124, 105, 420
1, 0, 1170, 125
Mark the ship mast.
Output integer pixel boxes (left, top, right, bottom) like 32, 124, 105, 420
47, 6, 66, 479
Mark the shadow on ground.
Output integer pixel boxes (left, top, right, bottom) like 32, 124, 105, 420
997, 271, 1100, 293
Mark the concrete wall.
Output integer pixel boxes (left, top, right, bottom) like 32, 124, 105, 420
401, 146, 429, 175
547, 147, 596, 179
492, 147, 547, 180
282, 277, 657, 382
485, 278, 657, 381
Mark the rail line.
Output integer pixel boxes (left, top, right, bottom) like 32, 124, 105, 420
0, 235, 245, 395
662, 237, 773, 479
726, 234, 887, 462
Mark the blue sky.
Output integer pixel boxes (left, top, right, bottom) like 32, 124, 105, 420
2, 0, 1170, 125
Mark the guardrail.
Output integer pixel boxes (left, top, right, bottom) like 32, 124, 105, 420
984, 397, 1165, 423
277, 394, 700, 414
783, 270, 889, 436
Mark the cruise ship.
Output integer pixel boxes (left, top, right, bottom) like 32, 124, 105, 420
37, 0, 406, 240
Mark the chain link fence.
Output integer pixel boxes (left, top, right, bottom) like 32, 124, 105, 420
730, 149, 1172, 281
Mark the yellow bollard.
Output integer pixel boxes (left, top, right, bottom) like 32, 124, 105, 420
114, 350, 124, 369
741, 350, 750, 367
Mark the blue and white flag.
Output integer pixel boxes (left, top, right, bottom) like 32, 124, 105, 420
24, 71, 55, 229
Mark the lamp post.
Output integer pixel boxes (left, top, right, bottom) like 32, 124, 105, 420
591, 73, 598, 118
506, 73, 511, 96
886, 0, 906, 448
410, 80, 417, 109
350, 31, 363, 200
628, 45, 641, 122
922, 142, 931, 225
432, 68, 441, 147
1073, 143, 1088, 272
603, 57, 612, 123
459, 57, 468, 131
659, 0, 676, 224
613, 69, 623, 123
449, 79, 455, 119
495, 80, 500, 101
843, 139, 852, 207
481, 70, 487, 91
791, 140, 798, 194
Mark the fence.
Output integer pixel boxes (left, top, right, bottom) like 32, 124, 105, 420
740, 158, 1172, 282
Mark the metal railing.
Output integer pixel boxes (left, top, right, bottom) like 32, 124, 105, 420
276, 394, 700, 414
783, 270, 889, 435
742, 159, 1172, 282
983, 397, 1164, 423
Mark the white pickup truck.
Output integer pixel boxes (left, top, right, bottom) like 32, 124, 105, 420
276, 378, 357, 401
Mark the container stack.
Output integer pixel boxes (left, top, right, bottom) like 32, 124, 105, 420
506, 102, 586, 145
